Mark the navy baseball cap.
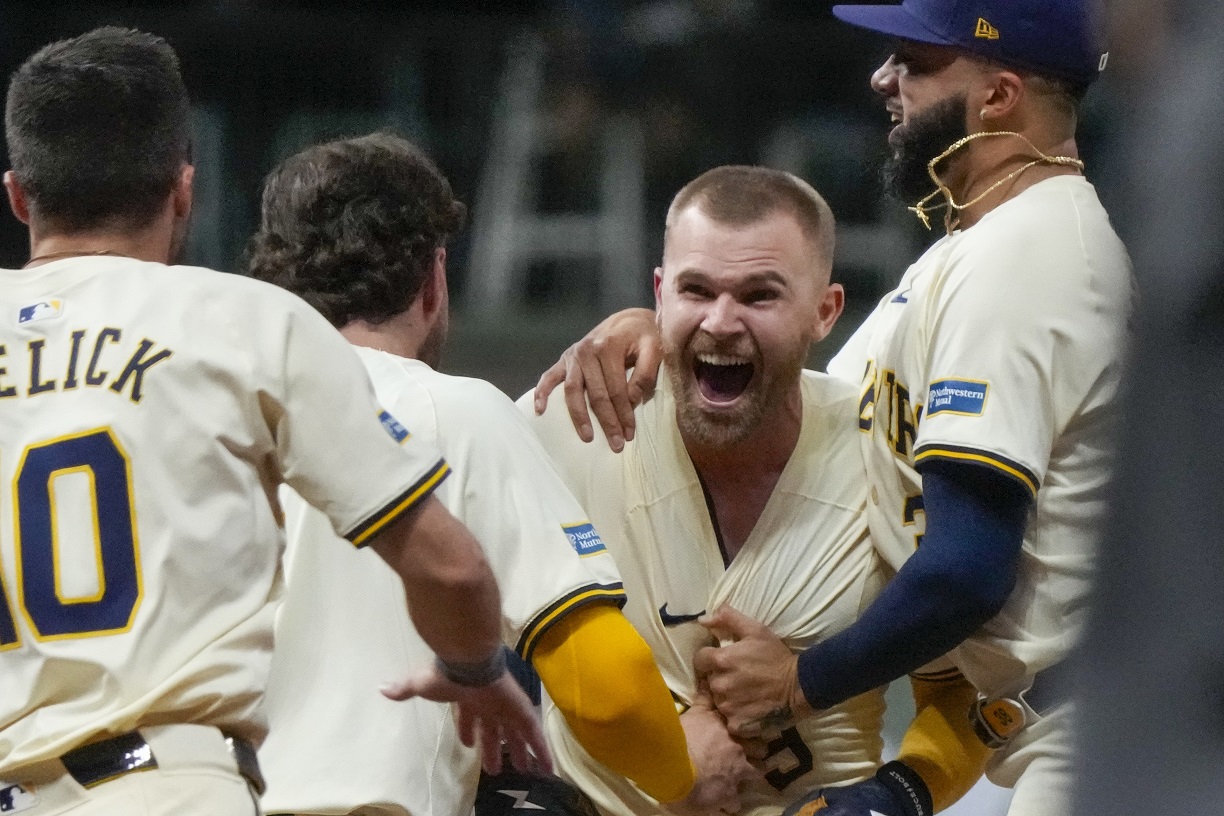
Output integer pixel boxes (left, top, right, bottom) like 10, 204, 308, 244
832, 0, 1107, 86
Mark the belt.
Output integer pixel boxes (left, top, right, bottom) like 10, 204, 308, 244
59, 730, 266, 795
1023, 658, 1071, 715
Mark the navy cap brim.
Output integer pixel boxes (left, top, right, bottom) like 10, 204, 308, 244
831, 5, 953, 47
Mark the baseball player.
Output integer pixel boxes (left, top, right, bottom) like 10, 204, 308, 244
0, 29, 543, 816
525, 166, 992, 816
533, 3, 1132, 814
246, 132, 705, 816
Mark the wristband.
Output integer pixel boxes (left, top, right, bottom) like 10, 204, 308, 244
436, 648, 508, 688
874, 760, 933, 816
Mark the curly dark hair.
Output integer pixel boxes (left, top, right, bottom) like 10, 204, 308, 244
6, 27, 192, 231
246, 131, 466, 328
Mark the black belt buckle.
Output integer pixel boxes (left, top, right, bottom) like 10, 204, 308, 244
60, 733, 158, 789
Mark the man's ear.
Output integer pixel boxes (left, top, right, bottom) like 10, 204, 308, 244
5, 170, 31, 225
812, 283, 845, 343
421, 247, 449, 318
977, 69, 1026, 127
173, 164, 194, 220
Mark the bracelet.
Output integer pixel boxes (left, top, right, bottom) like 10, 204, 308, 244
436, 648, 508, 688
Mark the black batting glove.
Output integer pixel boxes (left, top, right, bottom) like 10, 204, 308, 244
781, 760, 933, 816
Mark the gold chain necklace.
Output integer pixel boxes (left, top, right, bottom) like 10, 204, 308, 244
909, 131, 1085, 233
22, 248, 125, 269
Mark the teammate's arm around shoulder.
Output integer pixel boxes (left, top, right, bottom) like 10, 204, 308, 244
532, 307, 662, 451
374, 496, 551, 775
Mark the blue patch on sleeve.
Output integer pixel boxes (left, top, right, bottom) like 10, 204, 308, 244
378, 410, 411, 443
926, 379, 989, 417
561, 522, 607, 557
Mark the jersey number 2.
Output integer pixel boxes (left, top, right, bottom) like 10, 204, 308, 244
0, 428, 140, 647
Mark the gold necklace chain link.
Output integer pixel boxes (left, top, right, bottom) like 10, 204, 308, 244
22, 248, 125, 269
909, 130, 1085, 233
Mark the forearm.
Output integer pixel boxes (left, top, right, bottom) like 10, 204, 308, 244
796, 463, 1030, 709
532, 604, 696, 803
371, 495, 502, 664
897, 675, 991, 812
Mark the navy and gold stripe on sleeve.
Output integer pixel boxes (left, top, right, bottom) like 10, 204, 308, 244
913, 443, 1039, 499
346, 458, 451, 548
515, 583, 626, 661
910, 665, 965, 684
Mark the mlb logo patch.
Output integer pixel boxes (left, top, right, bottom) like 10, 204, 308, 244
0, 782, 38, 814
926, 379, 989, 417
561, 522, 607, 557
378, 409, 410, 443
17, 299, 62, 324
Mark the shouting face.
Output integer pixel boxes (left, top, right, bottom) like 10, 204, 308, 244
655, 204, 841, 449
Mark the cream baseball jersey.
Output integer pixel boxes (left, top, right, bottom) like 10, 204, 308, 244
522, 370, 890, 816
0, 257, 447, 775
259, 349, 625, 816
828, 175, 1132, 700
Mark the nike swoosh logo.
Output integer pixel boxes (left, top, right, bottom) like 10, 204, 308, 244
659, 603, 706, 627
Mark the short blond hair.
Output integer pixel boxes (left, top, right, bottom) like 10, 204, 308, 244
665, 166, 836, 273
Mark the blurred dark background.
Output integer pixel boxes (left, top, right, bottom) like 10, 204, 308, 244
0, 0, 1128, 396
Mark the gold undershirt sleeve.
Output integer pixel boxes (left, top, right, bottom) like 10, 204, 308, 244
532, 603, 696, 803
896, 673, 993, 812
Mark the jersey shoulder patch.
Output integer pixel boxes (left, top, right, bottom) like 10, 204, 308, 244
926, 379, 989, 417
561, 521, 607, 557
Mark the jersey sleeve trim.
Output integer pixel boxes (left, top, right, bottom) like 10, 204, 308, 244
345, 458, 451, 547
910, 666, 965, 684
913, 444, 1039, 498
515, 583, 627, 661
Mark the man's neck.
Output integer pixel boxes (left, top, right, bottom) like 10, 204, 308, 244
340, 310, 422, 361
953, 134, 1081, 230
25, 224, 173, 267
683, 384, 804, 560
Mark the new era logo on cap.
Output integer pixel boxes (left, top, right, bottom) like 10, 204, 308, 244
974, 17, 999, 40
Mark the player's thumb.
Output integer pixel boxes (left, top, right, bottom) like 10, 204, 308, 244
699, 605, 755, 643
380, 670, 441, 702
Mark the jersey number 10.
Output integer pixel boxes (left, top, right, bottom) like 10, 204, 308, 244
0, 428, 140, 648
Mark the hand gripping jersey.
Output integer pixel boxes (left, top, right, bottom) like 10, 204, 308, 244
259, 349, 625, 816
0, 257, 447, 775
522, 371, 890, 816
828, 176, 1132, 777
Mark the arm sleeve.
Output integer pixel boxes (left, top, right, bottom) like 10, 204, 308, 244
795, 460, 1029, 708
897, 673, 992, 813
532, 604, 696, 803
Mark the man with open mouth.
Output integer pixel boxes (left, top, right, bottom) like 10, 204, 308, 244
523, 165, 989, 816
